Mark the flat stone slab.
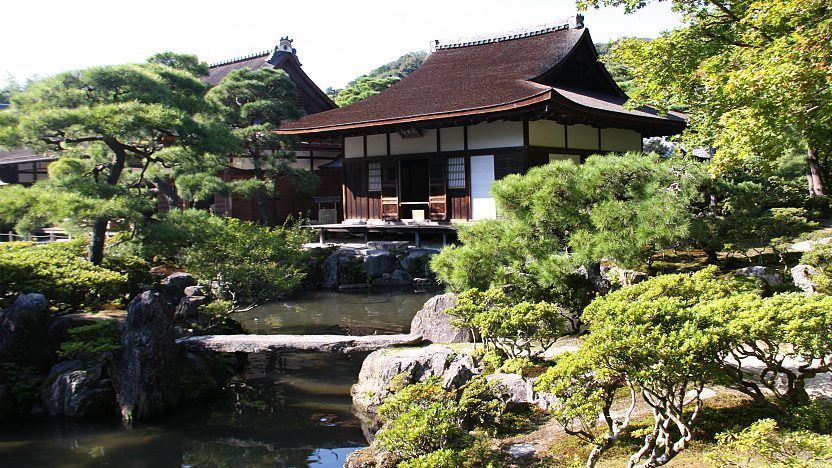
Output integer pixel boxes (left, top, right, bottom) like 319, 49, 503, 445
177, 333, 424, 354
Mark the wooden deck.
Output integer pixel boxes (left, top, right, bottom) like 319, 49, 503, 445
307, 222, 458, 247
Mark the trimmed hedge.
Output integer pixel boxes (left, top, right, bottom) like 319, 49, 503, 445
0, 240, 143, 310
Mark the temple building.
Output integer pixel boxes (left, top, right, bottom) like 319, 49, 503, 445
206, 37, 344, 224
277, 16, 686, 223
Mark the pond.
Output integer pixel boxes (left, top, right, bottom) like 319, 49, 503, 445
235, 289, 435, 336
0, 289, 433, 467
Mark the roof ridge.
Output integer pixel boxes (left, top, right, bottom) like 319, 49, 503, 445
432, 15, 584, 51
208, 49, 272, 68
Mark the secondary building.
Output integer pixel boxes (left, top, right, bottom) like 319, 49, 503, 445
277, 16, 685, 223
205, 37, 344, 224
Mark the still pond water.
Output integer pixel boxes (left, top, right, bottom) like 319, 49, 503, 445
0, 290, 434, 467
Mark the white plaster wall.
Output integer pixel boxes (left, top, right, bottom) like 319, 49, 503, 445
468, 121, 523, 150
390, 129, 437, 155
366, 134, 387, 157
440, 126, 465, 151
600, 128, 642, 152
470, 155, 497, 220
549, 153, 581, 164
567, 124, 599, 150
345, 136, 364, 158
529, 120, 566, 148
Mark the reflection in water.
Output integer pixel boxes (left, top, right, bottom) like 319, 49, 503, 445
0, 289, 434, 467
235, 289, 434, 336
0, 352, 369, 467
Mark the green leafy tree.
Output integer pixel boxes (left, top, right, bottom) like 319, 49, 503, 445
690, 153, 820, 264
334, 76, 401, 106
131, 209, 311, 306
206, 67, 317, 226
538, 267, 832, 466
448, 288, 567, 357
330, 51, 427, 105
432, 153, 704, 307
147, 52, 209, 77
0, 59, 225, 264
535, 351, 630, 467
0, 78, 22, 103
581, 0, 832, 196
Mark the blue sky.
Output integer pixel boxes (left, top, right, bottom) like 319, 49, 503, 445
0, 0, 680, 90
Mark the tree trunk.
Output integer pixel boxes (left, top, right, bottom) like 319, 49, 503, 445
806, 146, 825, 197
89, 142, 127, 265
153, 177, 182, 211
252, 162, 275, 227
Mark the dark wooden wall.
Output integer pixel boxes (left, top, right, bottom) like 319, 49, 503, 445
343, 150, 536, 221
223, 167, 343, 224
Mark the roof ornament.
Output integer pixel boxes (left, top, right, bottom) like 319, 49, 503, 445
432, 15, 585, 51
277, 37, 296, 55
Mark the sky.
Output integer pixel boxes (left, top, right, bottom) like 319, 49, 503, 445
0, 0, 681, 91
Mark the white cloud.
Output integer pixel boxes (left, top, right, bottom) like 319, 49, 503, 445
0, 0, 680, 89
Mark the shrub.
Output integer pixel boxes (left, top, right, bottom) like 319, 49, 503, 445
448, 288, 567, 357
706, 419, 832, 467
134, 210, 312, 306
538, 267, 832, 467
57, 319, 122, 364
377, 378, 466, 461
800, 242, 832, 294
0, 240, 128, 310
397, 449, 466, 468
376, 377, 507, 464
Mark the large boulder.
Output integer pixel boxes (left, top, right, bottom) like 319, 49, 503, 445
351, 344, 479, 417
364, 251, 397, 279
409, 293, 472, 344
792, 264, 820, 295
112, 291, 180, 424
371, 270, 412, 287
733, 266, 784, 286
604, 266, 648, 287
158, 272, 197, 307
400, 248, 439, 277
321, 252, 339, 288
175, 295, 207, 321
0, 293, 51, 369
486, 373, 535, 405
41, 360, 115, 418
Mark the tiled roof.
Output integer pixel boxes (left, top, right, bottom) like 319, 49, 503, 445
0, 148, 54, 165
277, 20, 685, 136
205, 51, 273, 87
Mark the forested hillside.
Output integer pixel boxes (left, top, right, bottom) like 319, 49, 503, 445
327, 51, 427, 106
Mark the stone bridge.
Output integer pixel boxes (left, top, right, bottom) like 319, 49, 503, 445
177, 333, 424, 354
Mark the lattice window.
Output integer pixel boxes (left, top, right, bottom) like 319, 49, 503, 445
447, 156, 466, 189
16, 162, 49, 184
368, 162, 382, 192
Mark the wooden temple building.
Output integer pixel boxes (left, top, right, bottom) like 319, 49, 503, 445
206, 38, 344, 224
277, 16, 686, 226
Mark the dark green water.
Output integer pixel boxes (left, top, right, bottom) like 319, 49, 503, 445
0, 290, 432, 467
235, 289, 434, 336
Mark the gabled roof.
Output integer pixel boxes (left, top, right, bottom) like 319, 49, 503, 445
277, 18, 685, 137
205, 44, 337, 114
